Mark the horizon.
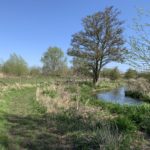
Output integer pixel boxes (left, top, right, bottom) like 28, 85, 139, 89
0, 0, 149, 72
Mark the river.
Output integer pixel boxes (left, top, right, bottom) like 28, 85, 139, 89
97, 87, 143, 105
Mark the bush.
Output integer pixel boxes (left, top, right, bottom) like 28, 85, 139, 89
101, 67, 121, 80
2, 53, 29, 76
124, 69, 137, 79
30, 67, 41, 76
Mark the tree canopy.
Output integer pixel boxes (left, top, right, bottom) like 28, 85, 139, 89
2, 53, 28, 76
68, 6, 126, 84
124, 68, 137, 79
41, 47, 67, 75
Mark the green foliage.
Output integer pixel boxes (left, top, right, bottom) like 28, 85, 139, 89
43, 89, 58, 98
125, 69, 137, 79
2, 53, 28, 76
101, 67, 121, 80
30, 67, 41, 76
41, 47, 67, 75
72, 57, 92, 77
101, 68, 112, 78
109, 67, 121, 80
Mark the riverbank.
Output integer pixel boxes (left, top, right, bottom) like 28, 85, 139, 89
93, 79, 125, 93
125, 90, 150, 103
125, 78, 150, 103
79, 82, 150, 135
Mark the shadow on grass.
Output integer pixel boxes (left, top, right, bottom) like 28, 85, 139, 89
0, 108, 128, 150
2, 114, 71, 149
1, 110, 99, 150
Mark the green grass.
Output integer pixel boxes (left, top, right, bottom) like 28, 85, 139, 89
0, 87, 47, 149
42, 89, 58, 98
0, 76, 53, 85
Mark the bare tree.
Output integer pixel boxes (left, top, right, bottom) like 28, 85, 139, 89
127, 9, 150, 71
68, 6, 126, 84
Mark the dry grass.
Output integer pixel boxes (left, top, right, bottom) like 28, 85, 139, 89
127, 78, 150, 94
36, 82, 114, 122
36, 83, 72, 113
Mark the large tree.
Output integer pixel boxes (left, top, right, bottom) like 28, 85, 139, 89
41, 47, 67, 75
68, 6, 126, 84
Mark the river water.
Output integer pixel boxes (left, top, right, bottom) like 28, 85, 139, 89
97, 87, 143, 105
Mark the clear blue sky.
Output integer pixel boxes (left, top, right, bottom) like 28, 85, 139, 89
0, 0, 149, 71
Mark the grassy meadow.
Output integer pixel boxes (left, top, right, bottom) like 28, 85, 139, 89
0, 76, 149, 150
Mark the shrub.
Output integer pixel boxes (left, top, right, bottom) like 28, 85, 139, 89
2, 53, 29, 76
101, 67, 121, 80
124, 69, 137, 79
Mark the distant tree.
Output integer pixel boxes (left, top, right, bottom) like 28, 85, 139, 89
124, 68, 137, 79
72, 57, 92, 77
58, 64, 69, 77
101, 68, 112, 78
41, 47, 67, 75
110, 68, 119, 80
101, 67, 121, 80
127, 9, 150, 71
2, 53, 28, 76
30, 67, 41, 76
109, 67, 121, 80
68, 6, 126, 84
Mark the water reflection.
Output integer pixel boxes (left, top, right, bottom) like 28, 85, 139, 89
97, 87, 143, 105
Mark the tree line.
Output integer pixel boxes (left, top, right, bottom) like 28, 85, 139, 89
0, 6, 149, 83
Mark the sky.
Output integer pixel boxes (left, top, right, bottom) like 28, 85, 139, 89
0, 0, 149, 72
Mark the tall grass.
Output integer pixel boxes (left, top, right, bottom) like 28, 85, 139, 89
126, 78, 150, 102
35, 82, 145, 149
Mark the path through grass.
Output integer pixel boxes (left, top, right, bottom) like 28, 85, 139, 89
0, 88, 72, 150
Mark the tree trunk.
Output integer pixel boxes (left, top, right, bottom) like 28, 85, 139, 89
93, 60, 100, 85
93, 70, 99, 85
